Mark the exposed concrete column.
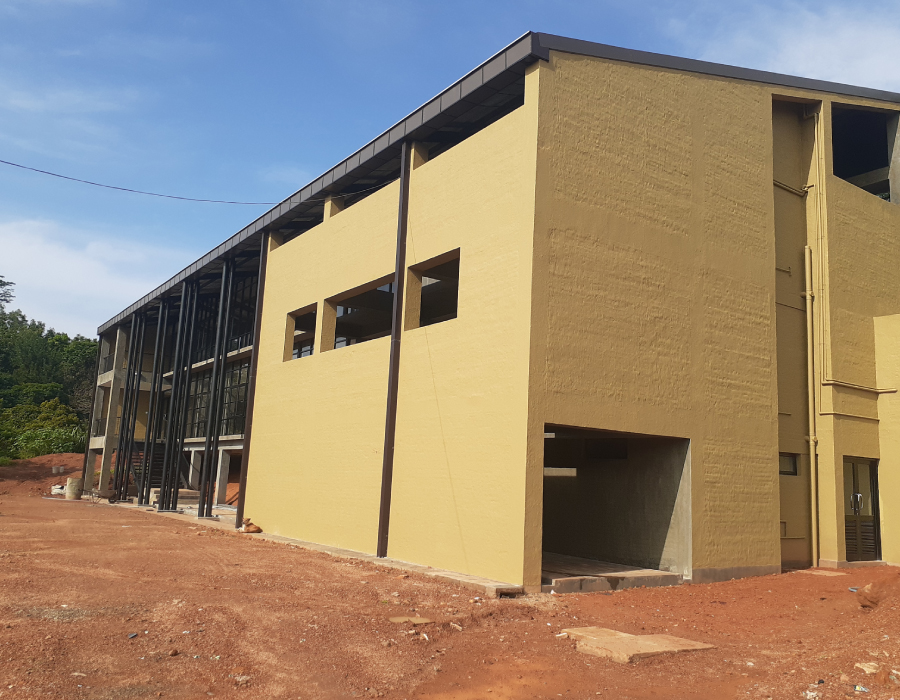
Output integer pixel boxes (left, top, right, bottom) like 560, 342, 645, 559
889, 113, 900, 205
90, 386, 107, 437
214, 450, 231, 505
189, 450, 202, 490
97, 326, 128, 495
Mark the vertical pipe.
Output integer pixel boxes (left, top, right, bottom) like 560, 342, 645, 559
804, 245, 819, 567
376, 141, 412, 558
199, 260, 231, 517
235, 234, 270, 528
80, 336, 103, 486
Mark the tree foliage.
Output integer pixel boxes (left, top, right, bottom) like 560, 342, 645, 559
0, 278, 97, 459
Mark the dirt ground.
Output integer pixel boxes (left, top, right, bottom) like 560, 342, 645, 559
1, 455, 900, 700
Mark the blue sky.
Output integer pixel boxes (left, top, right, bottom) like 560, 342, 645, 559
1, 0, 897, 337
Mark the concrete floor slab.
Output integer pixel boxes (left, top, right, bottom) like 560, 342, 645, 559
562, 627, 714, 663
542, 552, 682, 593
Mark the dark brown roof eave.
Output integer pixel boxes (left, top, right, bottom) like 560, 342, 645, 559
98, 31, 900, 334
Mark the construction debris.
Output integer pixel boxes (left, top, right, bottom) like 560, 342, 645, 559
561, 627, 714, 664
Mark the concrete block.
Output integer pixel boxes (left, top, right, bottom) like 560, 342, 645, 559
561, 627, 714, 664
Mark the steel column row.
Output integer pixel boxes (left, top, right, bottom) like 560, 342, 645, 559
157, 280, 199, 511
113, 312, 146, 500
198, 259, 235, 517
137, 299, 170, 505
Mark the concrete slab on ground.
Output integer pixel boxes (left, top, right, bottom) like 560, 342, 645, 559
562, 626, 715, 663
542, 552, 682, 593
795, 569, 847, 577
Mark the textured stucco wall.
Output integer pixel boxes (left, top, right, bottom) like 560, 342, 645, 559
387, 81, 539, 585
243, 182, 399, 555
528, 53, 782, 583
817, 114, 900, 562
244, 89, 538, 581
875, 315, 900, 566
772, 100, 815, 568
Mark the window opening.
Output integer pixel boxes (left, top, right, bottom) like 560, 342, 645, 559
832, 105, 896, 201
286, 306, 317, 360
779, 453, 799, 476
407, 250, 460, 329
331, 281, 394, 349
220, 359, 251, 436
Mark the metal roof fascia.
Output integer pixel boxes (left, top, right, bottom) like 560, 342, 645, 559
533, 33, 900, 104
102, 30, 900, 334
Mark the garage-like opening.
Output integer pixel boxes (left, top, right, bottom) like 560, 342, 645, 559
542, 426, 692, 585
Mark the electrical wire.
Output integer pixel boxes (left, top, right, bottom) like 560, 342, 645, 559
0, 157, 276, 204
0, 156, 395, 207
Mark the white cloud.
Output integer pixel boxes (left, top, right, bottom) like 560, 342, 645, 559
0, 219, 198, 337
0, 83, 141, 115
257, 164, 313, 188
670, 2, 900, 92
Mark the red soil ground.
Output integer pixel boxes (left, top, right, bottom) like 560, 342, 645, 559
1, 455, 899, 699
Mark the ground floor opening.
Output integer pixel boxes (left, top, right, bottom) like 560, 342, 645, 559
541, 426, 691, 590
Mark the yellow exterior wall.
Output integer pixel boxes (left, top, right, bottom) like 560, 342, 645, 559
245, 82, 539, 579
240, 48, 900, 584
387, 75, 539, 585
772, 100, 815, 568
875, 315, 900, 565
816, 131, 900, 563
528, 52, 782, 583
243, 182, 400, 555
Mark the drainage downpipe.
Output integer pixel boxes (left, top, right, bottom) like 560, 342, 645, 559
804, 245, 820, 567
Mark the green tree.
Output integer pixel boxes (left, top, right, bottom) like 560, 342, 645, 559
0, 276, 98, 458
0, 276, 12, 308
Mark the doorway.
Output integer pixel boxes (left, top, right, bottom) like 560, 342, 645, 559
844, 459, 881, 562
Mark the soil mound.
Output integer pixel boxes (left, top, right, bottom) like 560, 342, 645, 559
0, 453, 83, 496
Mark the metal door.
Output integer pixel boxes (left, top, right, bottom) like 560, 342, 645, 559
844, 459, 880, 562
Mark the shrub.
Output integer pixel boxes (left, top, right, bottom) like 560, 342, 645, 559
14, 426, 87, 458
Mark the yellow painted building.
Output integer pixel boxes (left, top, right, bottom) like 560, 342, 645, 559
91, 33, 900, 591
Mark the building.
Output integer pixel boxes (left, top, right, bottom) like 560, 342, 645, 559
85, 32, 900, 592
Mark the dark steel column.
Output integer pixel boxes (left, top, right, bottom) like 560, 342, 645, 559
80, 336, 102, 486
138, 300, 166, 505
199, 259, 233, 518
113, 314, 139, 498
169, 282, 199, 511
158, 284, 188, 511
235, 234, 269, 528
376, 140, 412, 558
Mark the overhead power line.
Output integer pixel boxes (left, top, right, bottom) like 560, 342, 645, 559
0, 158, 277, 205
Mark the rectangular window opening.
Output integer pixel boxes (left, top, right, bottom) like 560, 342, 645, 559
331, 280, 394, 349
832, 104, 896, 201
286, 305, 317, 361
407, 250, 460, 329
779, 453, 799, 476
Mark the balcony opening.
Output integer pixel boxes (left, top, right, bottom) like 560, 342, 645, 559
286, 305, 317, 361
405, 249, 460, 330
327, 278, 394, 350
832, 104, 897, 201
